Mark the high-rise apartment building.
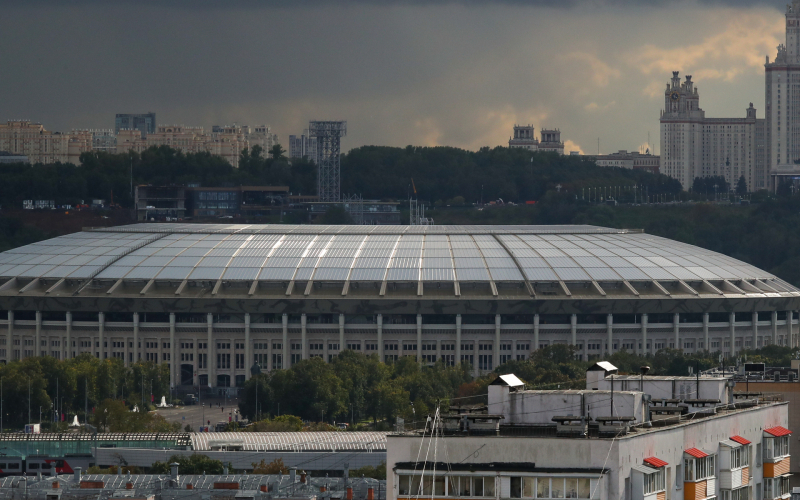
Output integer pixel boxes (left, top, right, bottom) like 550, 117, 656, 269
212, 124, 278, 153
289, 131, 317, 163
117, 125, 247, 168
0, 121, 90, 165
659, 73, 764, 190
72, 129, 117, 153
114, 113, 156, 137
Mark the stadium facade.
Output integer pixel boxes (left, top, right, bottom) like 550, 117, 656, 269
0, 224, 796, 391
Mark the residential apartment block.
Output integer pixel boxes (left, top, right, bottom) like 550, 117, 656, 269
289, 130, 317, 163
388, 364, 792, 500
114, 113, 156, 136
0, 121, 91, 165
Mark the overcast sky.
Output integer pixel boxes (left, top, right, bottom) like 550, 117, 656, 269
0, 0, 790, 154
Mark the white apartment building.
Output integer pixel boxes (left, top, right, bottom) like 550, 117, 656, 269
72, 129, 117, 153
660, 73, 765, 191
0, 121, 91, 165
117, 125, 248, 168
388, 365, 792, 500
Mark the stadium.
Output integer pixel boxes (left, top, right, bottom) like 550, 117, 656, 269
0, 223, 796, 390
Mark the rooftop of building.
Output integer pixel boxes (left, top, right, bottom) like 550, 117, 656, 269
0, 224, 792, 303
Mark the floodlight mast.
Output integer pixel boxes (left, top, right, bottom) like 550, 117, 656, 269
309, 121, 347, 202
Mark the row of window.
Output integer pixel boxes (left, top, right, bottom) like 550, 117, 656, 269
397, 475, 592, 499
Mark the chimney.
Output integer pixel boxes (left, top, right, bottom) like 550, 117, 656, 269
321, 486, 327, 492
290, 468, 297, 483
126, 482, 134, 490
74, 468, 81, 482
347, 487, 354, 500
223, 465, 229, 475
300, 471, 307, 483
368, 487, 375, 500
117, 466, 122, 476
170, 462, 179, 480
52, 481, 59, 489
260, 485, 268, 492
187, 484, 194, 490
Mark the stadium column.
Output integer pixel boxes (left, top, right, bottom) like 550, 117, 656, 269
729, 311, 736, 357
702, 313, 709, 352
673, 313, 679, 352
207, 313, 215, 388
377, 314, 383, 361
455, 314, 461, 364
338, 314, 345, 356
35, 311, 41, 357
495, 314, 502, 369
6, 311, 12, 362
123, 323, 128, 367
244, 313, 251, 381
640, 313, 647, 355
282, 314, 289, 368
169, 313, 176, 390
417, 314, 423, 363
570, 314, 576, 347
606, 313, 613, 356
753, 311, 760, 349
133, 313, 139, 362
788, 311, 795, 347
66, 311, 72, 360
533, 314, 539, 353
98, 312, 104, 360
771, 310, 778, 346
301, 314, 307, 360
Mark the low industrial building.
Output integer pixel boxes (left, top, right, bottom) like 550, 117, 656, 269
0, 432, 387, 474
388, 363, 791, 500
0, 467, 385, 500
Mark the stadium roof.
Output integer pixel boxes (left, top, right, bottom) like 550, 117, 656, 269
0, 224, 796, 308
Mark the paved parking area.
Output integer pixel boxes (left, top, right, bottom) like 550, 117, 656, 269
154, 397, 241, 430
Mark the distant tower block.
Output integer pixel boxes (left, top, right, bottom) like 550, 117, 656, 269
508, 125, 539, 150
309, 121, 347, 202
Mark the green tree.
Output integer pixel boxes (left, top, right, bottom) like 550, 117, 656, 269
736, 175, 748, 195
350, 462, 387, 480
150, 454, 224, 475
269, 144, 287, 161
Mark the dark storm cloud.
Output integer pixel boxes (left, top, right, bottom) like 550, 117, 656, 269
0, 0, 784, 154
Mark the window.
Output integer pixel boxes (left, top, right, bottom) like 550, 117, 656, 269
272, 343, 282, 350
328, 343, 340, 351
272, 353, 282, 369
720, 486, 750, 500
684, 455, 715, 481
384, 343, 398, 351
764, 436, 790, 460
365, 343, 378, 351
398, 475, 495, 497
291, 353, 301, 364
730, 445, 750, 469
643, 469, 666, 495
422, 344, 436, 351
347, 343, 362, 350
461, 344, 474, 351
764, 476, 790, 499
291, 343, 302, 351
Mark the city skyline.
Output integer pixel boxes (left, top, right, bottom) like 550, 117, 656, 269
0, 1, 790, 156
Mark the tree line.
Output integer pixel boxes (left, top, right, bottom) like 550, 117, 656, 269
0, 343, 791, 432
236, 344, 797, 428
0, 354, 170, 430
